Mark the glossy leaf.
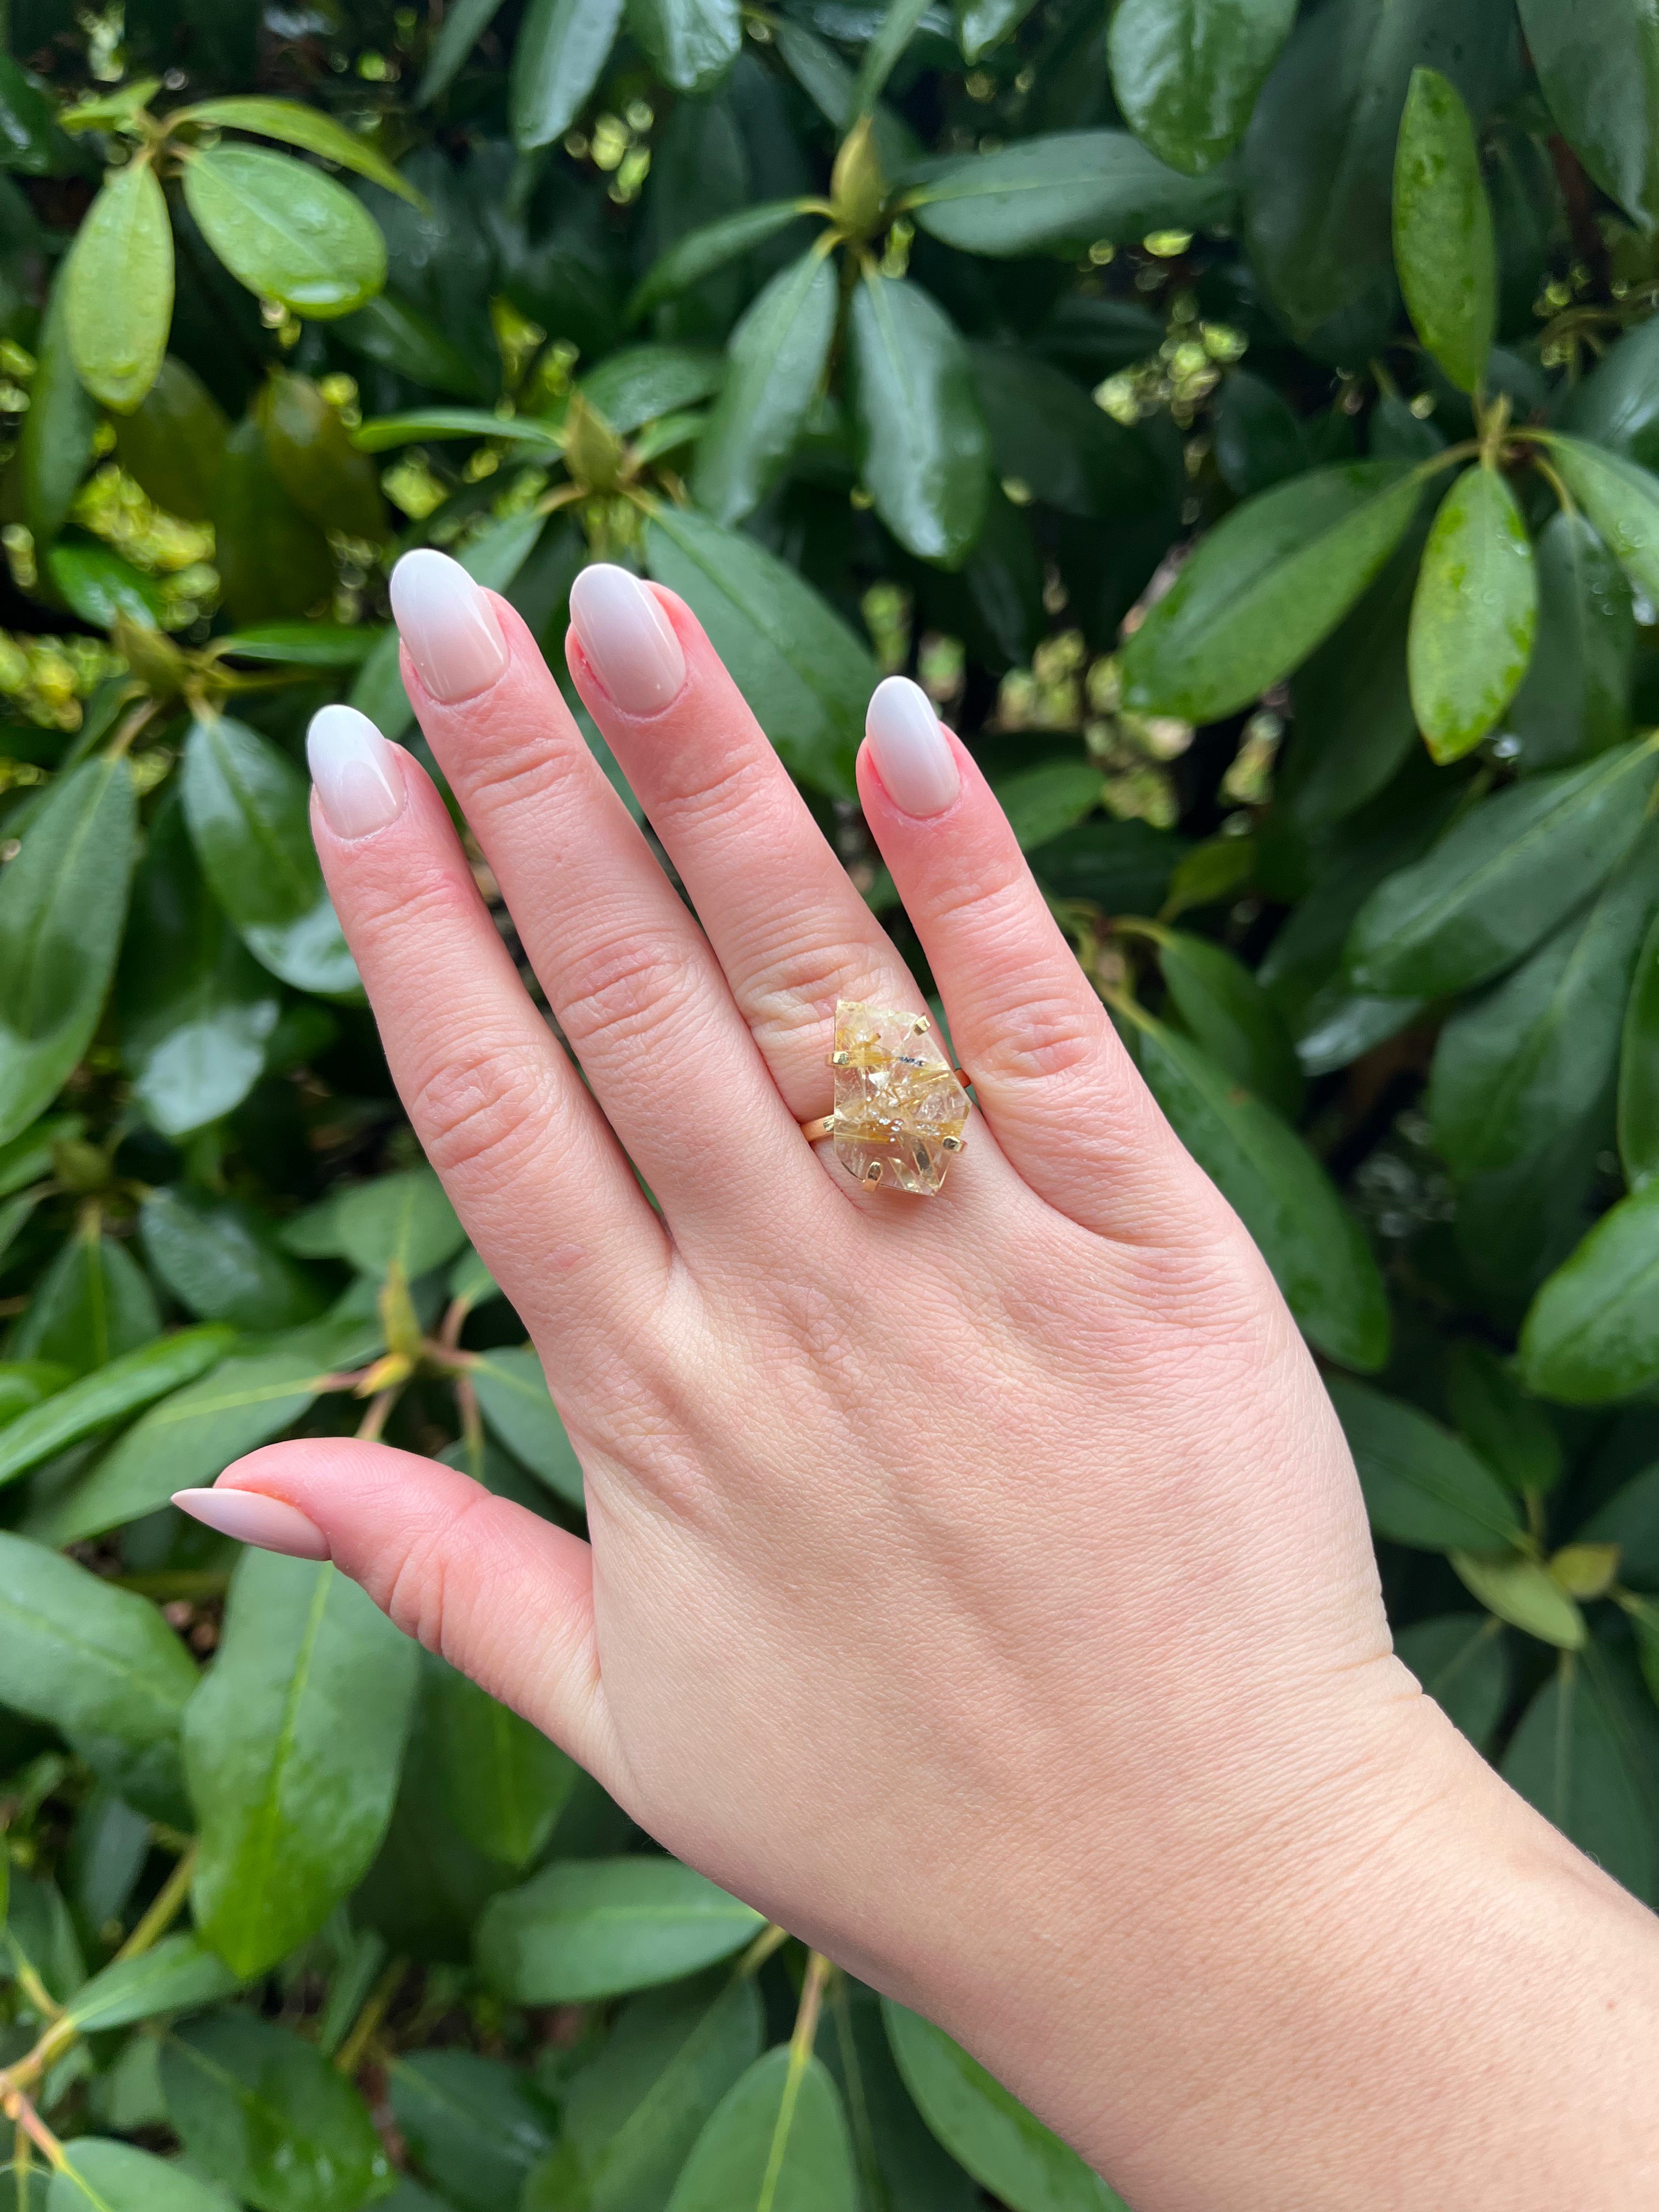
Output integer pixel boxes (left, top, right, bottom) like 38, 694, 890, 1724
884, 2001, 1124, 2212
582, 345, 725, 432
64, 155, 173, 411
1146, 926, 1304, 1120
1280, 529, 1423, 827
1444, 1341, 1563, 1494
9, 1222, 160, 1376
49, 2141, 236, 2212
693, 248, 837, 524
476, 1857, 764, 2002
20, 273, 99, 546
1214, 369, 1307, 499
1394, 1613, 1508, 1749
177, 95, 421, 204
645, 506, 874, 799
629, 199, 811, 323
66, 1933, 241, 2034
181, 713, 358, 997
1345, 738, 1659, 998
1120, 464, 1422, 722
956, 0, 1040, 62
1392, 69, 1495, 392
0, 1532, 197, 1760
1518, 0, 1659, 229
1519, 1178, 1659, 1404
258, 370, 385, 540
667, 2047, 856, 2212
1621, 909, 1659, 1190
1504, 1645, 1659, 1905
161, 2011, 393, 2212
210, 417, 335, 626
186, 1548, 419, 1976
1449, 1551, 1584, 1647
0, 1325, 232, 1489
182, 144, 387, 317
353, 407, 561, 453
1408, 465, 1536, 761
1128, 1012, 1389, 1369
1560, 315, 1659, 473
215, 623, 381, 667
430, 1660, 576, 1868
335, 290, 491, 399
972, 344, 1166, 519
1506, 510, 1634, 774
391, 2051, 558, 2212
1108, 0, 1296, 177
471, 1345, 584, 1505
1538, 433, 1659, 607
908, 129, 1232, 256
46, 537, 167, 630
1327, 1378, 1522, 1552
849, 270, 989, 567
511, 0, 624, 147
0, 754, 137, 1148
141, 1190, 323, 1331
628, 0, 742, 96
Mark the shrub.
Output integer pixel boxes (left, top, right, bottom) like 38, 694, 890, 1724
2, 2, 1658, 2206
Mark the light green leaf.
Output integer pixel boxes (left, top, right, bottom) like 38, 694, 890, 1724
175, 95, 421, 204
511, 0, 624, 148
471, 1345, 584, 1505
1503, 1645, 1659, 1905
214, 623, 380, 668
1518, 0, 1659, 229
1326, 1377, 1523, 1552
0, 1325, 233, 1489
0, 754, 137, 1148
0, 1361, 71, 1429
1407, 464, 1536, 761
908, 129, 1232, 256
182, 143, 387, 317
627, 0, 742, 96
1538, 433, 1659, 607
186, 1548, 418, 1977
476, 1858, 764, 2002
334, 1166, 464, 1283
352, 407, 562, 453
692, 247, 837, 526
1120, 462, 1422, 722
1395, 1613, 1508, 1750
49, 2140, 236, 2212
46, 535, 167, 629
1520, 1178, 1659, 1404
582, 345, 725, 433
1392, 67, 1496, 392
430, 1660, 576, 1869
64, 155, 172, 411
849, 269, 989, 566
66, 1933, 241, 2035
1449, 1551, 1584, 1647
0, 1531, 197, 1759
667, 2047, 856, 2212
628, 199, 812, 323
1108, 0, 1296, 177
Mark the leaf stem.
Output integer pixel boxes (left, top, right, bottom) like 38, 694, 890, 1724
112, 1841, 198, 1967
736, 1922, 791, 1978
0, 2094, 65, 2175
334, 1955, 407, 2076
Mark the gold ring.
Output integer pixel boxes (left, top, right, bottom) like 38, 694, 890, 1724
799, 1000, 971, 1195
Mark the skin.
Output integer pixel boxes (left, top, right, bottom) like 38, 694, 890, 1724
218, 585, 1659, 2210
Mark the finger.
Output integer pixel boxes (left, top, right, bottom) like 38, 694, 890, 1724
564, 566, 919, 1122
857, 679, 1207, 1243
387, 551, 810, 1232
176, 1443, 623, 1791
304, 705, 668, 1358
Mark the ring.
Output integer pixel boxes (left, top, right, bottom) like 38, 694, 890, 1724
799, 1000, 970, 1194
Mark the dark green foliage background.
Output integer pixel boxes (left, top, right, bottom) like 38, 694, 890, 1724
2, 2, 1659, 2207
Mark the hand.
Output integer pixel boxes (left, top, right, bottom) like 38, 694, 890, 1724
179, 552, 1659, 2212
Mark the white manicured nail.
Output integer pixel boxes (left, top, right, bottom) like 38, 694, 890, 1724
172, 1487, 330, 1560
390, 547, 507, 703
568, 562, 686, 715
306, 704, 407, 839
865, 676, 960, 817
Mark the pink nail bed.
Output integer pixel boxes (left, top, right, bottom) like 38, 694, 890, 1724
173, 1487, 330, 1560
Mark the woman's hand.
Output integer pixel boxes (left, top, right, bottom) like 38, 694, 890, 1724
179, 552, 1659, 2212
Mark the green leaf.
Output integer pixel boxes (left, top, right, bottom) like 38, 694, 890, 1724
0, 55, 74, 177
1537, 433, 1659, 607
0, 1326, 233, 1489
1503, 1645, 1659, 1904
20, 271, 99, 546
1560, 315, 1659, 473
627, 0, 741, 96
582, 345, 726, 433
10, 1221, 160, 1377
210, 416, 335, 626
390, 2053, 558, 2212
1428, 821, 1659, 1180
0, 1531, 197, 1763
117, 792, 280, 1139
883, 2001, 1124, 2212
176, 96, 421, 204
511, 0, 624, 149
471, 1345, 584, 1505
334, 1166, 465, 1282
855, 0, 935, 112
628, 200, 812, 323
1506, 510, 1634, 774
1280, 530, 1423, 828
49, 2140, 236, 2212
66, 1933, 241, 2035
991, 760, 1104, 853
1138, 924, 1304, 1120
1519, 1178, 1659, 1403
215, 623, 380, 668
1518, 0, 1659, 228
181, 713, 358, 997
1394, 1613, 1508, 1750
1582, 1466, 1659, 1585
352, 408, 561, 453
1391, 68, 1496, 393
257, 370, 385, 540
908, 129, 1232, 256
1448, 1550, 1584, 1647
667, 2048, 856, 2212
418, 0, 512, 104
0, 1362, 71, 1429
160, 2011, 393, 2212
140, 1190, 323, 1331
476, 1857, 764, 2002
956, 0, 1040, 62
692, 247, 837, 526
1621, 909, 1659, 1190
335, 290, 491, 401
1345, 737, 1659, 998
63, 155, 173, 412
429, 1659, 576, 1869
1120, 463, 1422, 723
1128, 1012, 1389, 1369
1213, 368, 1308, 499
644, 506, 876, 800
38, 1317, 383, 1545
45, 535, 168, 629
1444, 1341, 1563, 1494
0, 754, 137, 1148
1407, 465, 1536, 761
186, 1548, 418, 1977
849, 270, 989, 567
970, 345, 1166, 519
1108, 0, 1296, 177
1326, 1377, 1522, 1551
182, 144, 387, 317
555, 1973, 763, 2211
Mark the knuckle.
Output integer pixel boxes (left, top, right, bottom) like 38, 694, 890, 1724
448, 713, 592, 822
556, 928, 705, 1058
743, 927, 904, 1057
969, 988, 1101, 1086
408, 1035, 565, 1190
377, 1485, 499, 1657
354, 855, 480, 946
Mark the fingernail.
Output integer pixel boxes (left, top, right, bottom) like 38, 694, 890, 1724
865, 675, 960, 818
172, 1487, 330, 1561
390, 547, 507, 703
568, 562, 686, 716
306, 705, 407, 840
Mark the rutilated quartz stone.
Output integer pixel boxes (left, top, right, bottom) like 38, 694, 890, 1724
830, 1001, 969, 1195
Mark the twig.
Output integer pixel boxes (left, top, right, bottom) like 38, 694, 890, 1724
334, 1956, 408, 2076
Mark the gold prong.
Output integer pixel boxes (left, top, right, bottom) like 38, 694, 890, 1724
862, 1160, 883, 1187
911, 1014, 930, 1034
941, 1133, 964, 1153
831, 1049, 850, 1067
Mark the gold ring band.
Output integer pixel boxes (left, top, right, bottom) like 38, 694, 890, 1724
801, 1001, 972, 1195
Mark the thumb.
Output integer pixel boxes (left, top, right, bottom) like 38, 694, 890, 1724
175, 1441, 620, 1791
